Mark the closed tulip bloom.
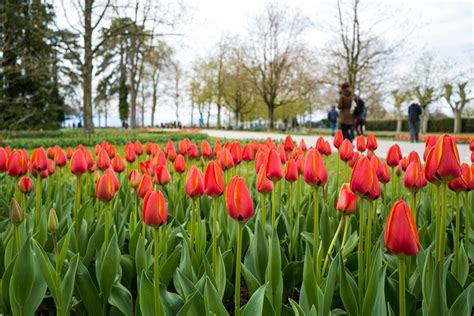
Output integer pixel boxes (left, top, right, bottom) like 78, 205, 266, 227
0, 147, 7, 172
145, 142, 154, 155
299, 139, 307, 151
356, 135, 366, 152
284, 135, 294, 151
316, 136, 326, 154
129, 169, 141, 189
404, 161, 427, 192
201, 140, 213, 158
370, 155, 387, 182
84, 150, 95, 173
165, 140, 175, 155
296, 154, 304, 175
384, 199, 419, 256
96, 149, 111, 170
187, 143, 199, 159
174, 154, 186, 173
407, 151, 421, 165
70, 149, 88, 175
139, 160, 153, 175
226, 176, 254, 221
348, 151, 360, 168
471, 152, 474, 163
265, 149, 283, 181
324, 140, 332, 155
134, 141, 143, 156
105, 168, 119, 191
7, 150, 28, 176
4, 146, 11, 156
251, 139, 259, 151
47, 159, 55, 175
138, 174, 153, 198
303, 148, 328, 186
96, 173, 116, 201
167, 148, 177, 161
185, 166, 205, 198
213, 140, 222, 157
219, 148, 235, 170
18, 176, 33, 194
125, 144, 136, 163
366, 133, 377, 151
470, 137, 474, 151
54, 147, 67, 167
204, 161, 225, 197
242, 144, 254, 161
94, 144, 102, 156
47, 147, 55, 159
66, 147, 73, 159
400, 157, 409, 171
333, 130, 343, 149
448, 163, 472, 192
425, 134, 461, 182
142, 190, 168, 228
112, 154, 125, 173
154, 165, 171, 186
48, 208, 59, 233
285, 158, 298, 182
31, 147, 48, 171
277, 144, 287, 164
425, 135, 438, 149
178, 139, 188, 155
230, 141, 243, 164
350, 156, 381, 200
256, 165, 274, 193
386, 144, 403, 167
108, 144, 116, 159
339, 139, 354, 162
254, 150, 267, 173
336, 183, 358, 214
379, 162, 391, 184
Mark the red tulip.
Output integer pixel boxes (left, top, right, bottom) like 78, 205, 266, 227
139, 160, 152, 175
167, 148, 177, 161
406, 151, 421, 165
96, 149, 111, 170
134, 141, 143, 156
386, 144, 403, 167
112, 154, 125, 173
0, 147, 7, 172
154, 165, 171, 186
174, 154, 186, 173
125, 144, 136, 163
30, 147, 48, 172
96, 173, 116, 201
471, 152, 474, 163
265, 149, 283, 181
185, 166, 204, 198
142, 190, 168, 228
425, 135, 438, 149
316, 136, 326, 154
165, 140, 175, 155
256, 165, 274, 193
404, 161, 427, 192
366, 133, 377, 151
470, 137, 474, 151
296, 154, 304, 174
277, 144, 287, 164
448, 163, 472, 192
254, 150, 266, 173
178, 139, 188, 155
333, 130, 343, 149
201, 140, 213, 158
145, 142, 154, 155
299, 139, 307, 151
70, 149, 88, 175
324, 140, 332, 156
350, 156, 381, 200
138, 174, 153, 198
242, 144, 254, 161
18, 176, 33, 194
204, 161, 225, 197
336, 183, 358, 214
128, 169, 141, 189
303, 148, 328, 187
47, 147, 55, 159
379, 162, 391, 184
283, 135, 294, 152
187, 143, 199, 159
213, 140, 222, 157
384, 199, 419, 256
66, 147, 73, 159
425, 134, 461, 182
219, 148, 235, 170
339, 139, 354, 162
285, 158, 298, 182
230, 141, 243, 165
226, 176, 254, 221
47, 159, 55, 175
356, 135, 366, 152
54, 147, 67, 167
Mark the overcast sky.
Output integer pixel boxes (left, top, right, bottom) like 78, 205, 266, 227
57, 0, 473, 127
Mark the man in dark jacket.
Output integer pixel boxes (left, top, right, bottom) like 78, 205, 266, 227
408, 103, 422, 143
338, 82, 354, 142
327, 105, 339, 136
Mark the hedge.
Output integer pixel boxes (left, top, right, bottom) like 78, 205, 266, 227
366, 118, 474, 133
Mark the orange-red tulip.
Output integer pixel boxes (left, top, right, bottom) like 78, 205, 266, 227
336, 183, 358, 214
47, 159, 55, 175
230, 141, 243, 164
333, 130, 343, 149
204, 161, 224, 197
386, 144, 402, 167
47, 147, 55, 159
201, 140, 213, 158
299, 139, 307, 151
145, 142, 154, 155
165, 140, 175, 155
18, 176, 33, 194
404, 161, 427, 192
7, 150, 27, 176
285, 158, 298, 182
296, 154, 304, 174
242, 144, 254, 161
0, 147, 7, 172
214, 140, 222, 156
125, 144, 136, 163
66, 147, 73, 159
96, 173, 116, 201
316, 136, 326, 154
226, 176, 254, 221
356, 135, 366, 152
142, 190, 168, 228
30, 147, 48, 172
154, 165, 171, 186
254, 150, 266, 173
167, 148, 177, 161
265, 149, 283, 181
112, 154, 125, 173
178, 139, 188, 155
138, 174, 153, 198
128, 169, 141, 189
219, 148, 235, 170
277, 144, 287, 164
70, 149, 88, 175
366, 132, 377, 151
324, 140, 332, 156
284, 135, 294, 151
54, 147, 67, 167
448, 163, 472, 192
188, 143, 199, 159
96, 149, 111, 170
303, 148, 328, 187
105, 168, 119, 191
384, 199, 419, 256
174, 154, 186, 173
379, 162, 391, 184
256, 165, 274, 193
425, 134, 461, 182
185, 166, 204, 198
134, 141, 143, 156
350, 156, 381, 200
407, 151, 421, 165
339, 139, 354, 162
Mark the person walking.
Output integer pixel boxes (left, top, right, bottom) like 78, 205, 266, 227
327, 105, 339, 136
337, 82, 354, 142
408, 102, 422, 143
353, 94, 366, 136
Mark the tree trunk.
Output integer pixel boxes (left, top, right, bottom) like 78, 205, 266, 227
82, 0, 94, 135
130, 88, 137, 128
268, 106, 274, 130
190, 103, 194, 127
453, 110, 462, 134
396, 118, 403, 133
151, 85, 157, 127
217, 104, 222, 128
105, 104, 108, 128
235, 110, 239, 126
421, 107, 429, 133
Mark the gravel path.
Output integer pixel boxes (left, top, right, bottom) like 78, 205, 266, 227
200, 129, 472, 163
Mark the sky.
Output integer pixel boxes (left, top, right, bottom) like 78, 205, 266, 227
58, 0, 474, 127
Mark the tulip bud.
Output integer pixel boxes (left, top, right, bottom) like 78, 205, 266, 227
386, 144, 402, 167
366, 133, 377, 151
356, 135, 366, 152
138, 174, 154, 198
187, 143, 199, 159
339, 139, 354, 162
316, 136, 326, 154
303, 148, 328, 187
299, 139, 307, 151
129, 169, 141, 189
333, 130, 343, 149
204, 161, 225, 197
242, 144, 254, 161
18, 176, 33, 194
48, 208, 59, 233
285, 158, 298, 182
336, 183, 358, 214
112, 154, 125, 173
384, 199, 419, 256
154, 165, 171, 186
70, 149, 88, 175
256, 165, 274, 194
350, 156, 381, 200
448, 163, 472, 193
9, 198, 24, 225
230, 141, 243, 165
174, 154, 186, 173
218, 148, 234, 170
96, 149, 111, 170
142, 190, 168, 228
96, 173, 116, 201
284, 135, 294, 151
0, 147, 7, 172
226, 176, 254, 221
201, 140, 213, 158
404, 161, 427, 192
185, 165, 205, 198
265, 149, 283, 181
425, 134, 461, 182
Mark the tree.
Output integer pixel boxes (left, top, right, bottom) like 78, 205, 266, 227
391, 89, 410, 132
444, 82, 473, 133
245, 3, 310, 129
169, 61, 183, 123
95, 77, 112, 127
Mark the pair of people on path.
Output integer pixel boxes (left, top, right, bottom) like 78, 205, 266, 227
337, 82, 366, 142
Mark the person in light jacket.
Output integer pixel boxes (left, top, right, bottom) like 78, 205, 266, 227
337, 82, 354, 142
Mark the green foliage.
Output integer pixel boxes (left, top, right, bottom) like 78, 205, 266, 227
366, 118, 474, 133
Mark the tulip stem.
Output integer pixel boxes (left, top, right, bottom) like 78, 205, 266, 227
411, 192, 417, 224
104, 202, 109, 244
341, 216, 349, 249
439, 183, 447, 275
132, 190, 138, 233
190, 199, 195, 247
14, 224, 21, 254
260, 194, 267, 230
212, 198, 219, 272
435, 185, 441, 261
74, 174, 81, 251
271, 184, 277, 230
365, 201, 373, 273
313, 186, 320, 279
465, 191, 470, 256
154, 227, 162, 316
289, 183, 293, 241
35, 174, 42, 230
399, 256, 406, 316
358, 199, 366, 309
336, 151, 340, 191
322, 215, 345, 277
344, 162, 349, 183
196, 197, 201, 251
235, 221, 243, 316
454, 192, 460, 276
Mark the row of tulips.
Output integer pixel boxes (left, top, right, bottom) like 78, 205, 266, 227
0, 131, 472, 315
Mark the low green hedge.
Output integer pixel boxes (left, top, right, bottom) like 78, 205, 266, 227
366, 118, 474, 133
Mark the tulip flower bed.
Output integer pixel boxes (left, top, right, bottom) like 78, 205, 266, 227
0, 131, 472, 316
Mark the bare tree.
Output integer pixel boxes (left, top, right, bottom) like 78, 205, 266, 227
391, 89, 410, 132
444, 82, 473, 133
169, 60, 183, 123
